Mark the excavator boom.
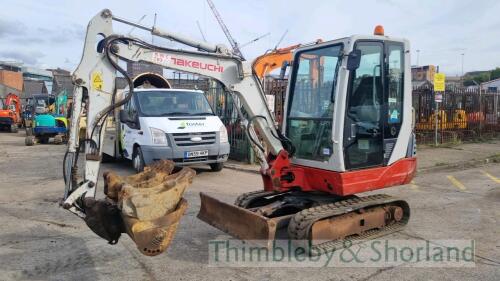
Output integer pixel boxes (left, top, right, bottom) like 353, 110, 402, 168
62, 9, 286, 255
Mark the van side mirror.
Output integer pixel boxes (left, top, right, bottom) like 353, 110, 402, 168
119, 110, 132, 123
346, 49, 362, 71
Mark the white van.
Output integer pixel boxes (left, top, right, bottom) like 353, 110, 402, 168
102, 87, 230, 172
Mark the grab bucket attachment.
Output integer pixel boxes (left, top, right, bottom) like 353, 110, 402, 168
99, 160, 195, 256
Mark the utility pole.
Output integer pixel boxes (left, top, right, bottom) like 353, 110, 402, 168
416, 49, 420, 66
461, 53, 465, 77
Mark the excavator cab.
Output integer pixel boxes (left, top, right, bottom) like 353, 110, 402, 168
284, 36, 411, 173
199, 32, 416, 252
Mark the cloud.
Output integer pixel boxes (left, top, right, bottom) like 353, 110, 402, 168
11, 37, 46, 45
0, 0, 498, 74
0, 24, 86, 48
0, 50, 45, 66
45, 24, 85, 43
0, 19, 26, 37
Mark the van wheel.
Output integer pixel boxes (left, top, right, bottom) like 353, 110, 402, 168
210, 162, 224, 172
132, 146, 145, 172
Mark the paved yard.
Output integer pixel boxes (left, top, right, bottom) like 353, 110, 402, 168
0, 131, 499, 281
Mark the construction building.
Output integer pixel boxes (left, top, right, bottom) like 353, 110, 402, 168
50, 68, 73, 95
411, 65, 436, 84
22, 80, 48, 100
0, 62, 24, 97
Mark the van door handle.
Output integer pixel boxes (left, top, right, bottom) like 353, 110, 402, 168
351, 124, 357, 138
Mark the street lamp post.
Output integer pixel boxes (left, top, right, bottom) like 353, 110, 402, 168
461, 53, 465, 77
416, 49, 420, 66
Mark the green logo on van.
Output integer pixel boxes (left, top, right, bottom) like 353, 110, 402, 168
178, 121, 186, 129
177, 121, 204, 129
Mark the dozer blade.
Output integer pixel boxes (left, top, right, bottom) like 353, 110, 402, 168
197, 192, 290, 248
89, 160, 196, 256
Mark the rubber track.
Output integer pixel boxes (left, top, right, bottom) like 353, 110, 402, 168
234, 190, 276, 208
287, 194, 410, 255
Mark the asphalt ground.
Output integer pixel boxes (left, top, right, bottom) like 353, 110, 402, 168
0, 131, 499, 281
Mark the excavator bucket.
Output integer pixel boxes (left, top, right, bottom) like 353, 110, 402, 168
197, 193, 291, 249
99, 160, 195, 256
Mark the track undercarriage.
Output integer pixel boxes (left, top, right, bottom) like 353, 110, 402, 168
198, 190, 410, 255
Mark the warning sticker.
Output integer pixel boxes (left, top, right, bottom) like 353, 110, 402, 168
389, 109, 400, 123
92, 72, 103, 91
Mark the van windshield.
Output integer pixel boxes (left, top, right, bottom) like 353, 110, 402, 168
136, 90, 215, 117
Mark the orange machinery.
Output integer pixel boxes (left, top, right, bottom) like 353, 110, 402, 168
0, 93, 21, 132
252, 40, 323, 80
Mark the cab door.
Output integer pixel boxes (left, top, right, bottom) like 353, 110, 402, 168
343, 41, 384, 170
383, 42, 405, 164
285, 44, 343, 165
343, 41, 406, 170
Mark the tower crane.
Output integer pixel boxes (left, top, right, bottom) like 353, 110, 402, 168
206, 0, 244, 59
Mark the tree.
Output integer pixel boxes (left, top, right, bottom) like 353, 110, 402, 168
490, 68, 500, 80
463, 72, 491, 86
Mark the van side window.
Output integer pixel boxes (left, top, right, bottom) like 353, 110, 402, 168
126, 96, 137, 118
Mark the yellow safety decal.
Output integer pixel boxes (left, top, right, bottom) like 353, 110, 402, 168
92, 72, 103, 91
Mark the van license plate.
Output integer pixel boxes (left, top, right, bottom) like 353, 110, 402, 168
184, 150, 208, 158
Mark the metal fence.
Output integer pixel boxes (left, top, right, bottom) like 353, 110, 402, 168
413, 85, 500, 144
168, 72, 500, 162
264, 79, 288, 129
263, 80, 500, 145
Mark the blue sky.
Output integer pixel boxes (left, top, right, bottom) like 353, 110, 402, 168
0, 0, 498, 75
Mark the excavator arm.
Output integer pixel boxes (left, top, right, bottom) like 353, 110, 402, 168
62, 9, 288, 243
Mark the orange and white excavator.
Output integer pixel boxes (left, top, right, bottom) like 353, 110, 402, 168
62, 10, 416, 255
0, 93, 21, 133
